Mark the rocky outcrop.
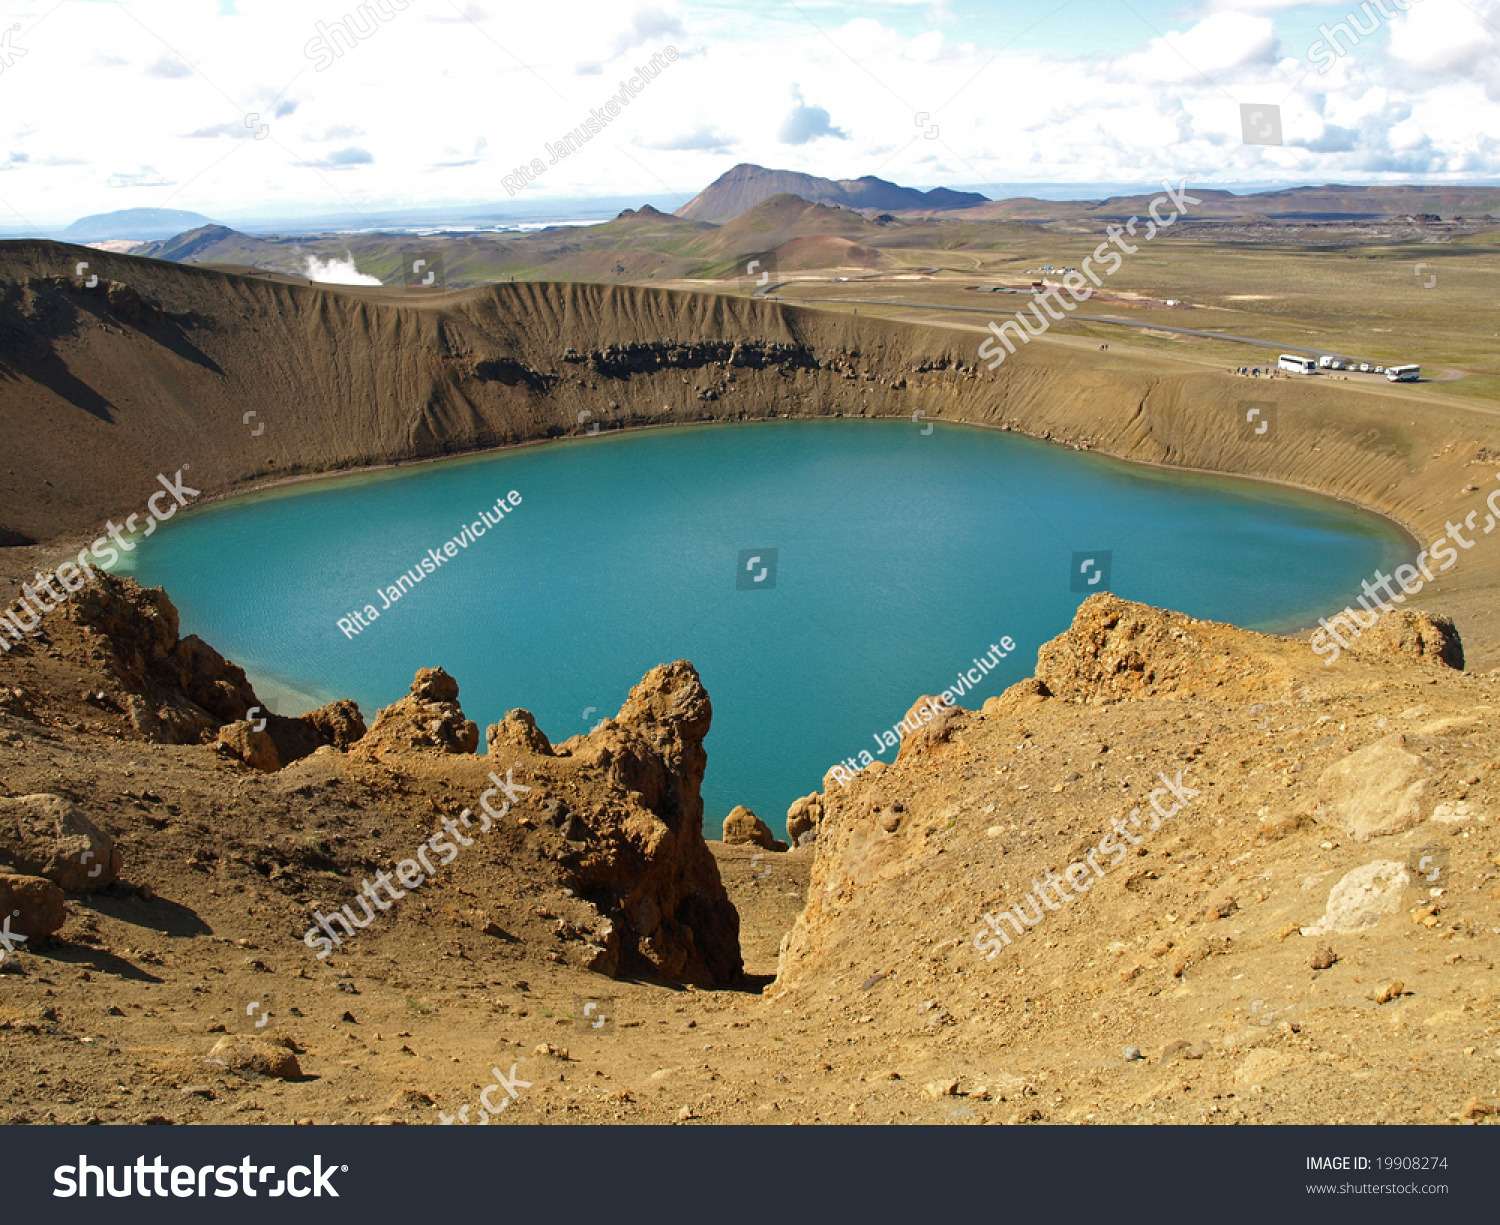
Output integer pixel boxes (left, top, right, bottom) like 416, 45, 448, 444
487, 709, 555, 757
300, 700, 367, 750
65, 574, 258, 743
786, 793, 823, 845
0, 873, 66, 942
565, 340, 818, 379
1035, 595, 1278, 702
542, 661, 741, 987
0, 794, 122, 890
1344, 609, 1464, 670
53, 574, 363, 766
353, 668, 480, 757
722, 806, 784, 851
770, 591, 1487, 1004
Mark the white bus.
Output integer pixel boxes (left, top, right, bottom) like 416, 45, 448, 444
1386, 365, 1420, 382
1278, 354, 1317, 374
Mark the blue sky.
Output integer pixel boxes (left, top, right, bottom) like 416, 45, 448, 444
0, 0, 1496, 227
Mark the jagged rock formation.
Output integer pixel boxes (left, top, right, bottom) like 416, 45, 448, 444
545, 662, 742, 986
352, 667, 480, 758
62, 574, 259, 744
785, 793, 823, 845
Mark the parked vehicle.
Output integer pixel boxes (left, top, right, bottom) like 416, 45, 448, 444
1279, 354, 1317, 374
1386, 365, 1421, 382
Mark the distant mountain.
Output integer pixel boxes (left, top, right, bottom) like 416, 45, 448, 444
135, 224, 250, 262
964, 183, 1500, 223
63, 208, 216, 242
701, 193, 881, 253
676, 164, 987, 222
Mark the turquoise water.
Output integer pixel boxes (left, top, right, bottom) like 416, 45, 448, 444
123, 420, 1409, 836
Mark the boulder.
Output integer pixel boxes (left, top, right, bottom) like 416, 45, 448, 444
0, 794, 122, 890
723, 806, 785, 851
301, 699, 367, 750
353, 668, 479, 757
208, 1035, 302, 1080
487, 709, 555, 757
1302, 861, 1410, 935
786, 793, 823, 845
0, 873, 67, 942
1316, 734, 1431, 841
214, 721, 282, 773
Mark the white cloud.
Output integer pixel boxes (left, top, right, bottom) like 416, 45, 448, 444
0, 0, 1493, 228
1111, 12, 1280, 84
778, 86, 848, 144
1387, 0, 1500, 95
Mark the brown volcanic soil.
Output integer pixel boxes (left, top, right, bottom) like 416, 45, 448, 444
2, 247, 1500, 1125
1, 582, 1496, 1126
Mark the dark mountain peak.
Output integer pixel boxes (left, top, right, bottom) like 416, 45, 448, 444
676, 164, 987, 222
